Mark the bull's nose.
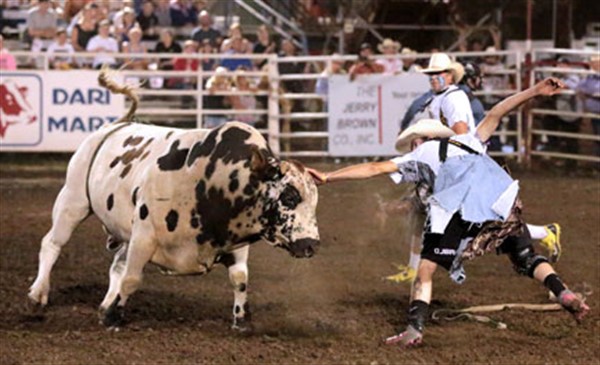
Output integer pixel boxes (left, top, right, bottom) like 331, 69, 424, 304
290, 238, 320, 258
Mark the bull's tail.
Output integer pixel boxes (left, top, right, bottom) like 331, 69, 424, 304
98, 65, 139, 123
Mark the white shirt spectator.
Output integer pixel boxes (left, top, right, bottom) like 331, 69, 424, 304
427, 85, 476, 133
47, 41, 74, 64
86, 35, 119, 68
375, 58, 403, 74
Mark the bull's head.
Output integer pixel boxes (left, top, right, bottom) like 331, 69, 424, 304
251, 147, 320, 259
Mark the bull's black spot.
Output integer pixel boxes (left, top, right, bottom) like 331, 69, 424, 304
109, 157, 120, 168
165, 210, 179, 232
243, 175, 260, 196
229, 179, 239, 193
204, 128, 252, 180
235, 305, 240, 314
280, 185, 302, 209
140, 204, 148, 220
123, 135, 144, 147
131, 187, 139, 205
157, 140, 190, 171
239, 283, 246, 292
120, 164, 132, 178
193, 182, 258, 247
166, 131, 174, 140
187, 127, 220, 167
107, 194, 114, 211
217, 253, 235, 267
190, 216, 199, 229
236, 223, 242, 229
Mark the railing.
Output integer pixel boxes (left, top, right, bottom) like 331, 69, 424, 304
528, 48, 600, 164
3, 48, 597, 166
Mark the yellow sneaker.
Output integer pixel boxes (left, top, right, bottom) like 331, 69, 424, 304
539, 223, 561, 263
385, 265, 417, 284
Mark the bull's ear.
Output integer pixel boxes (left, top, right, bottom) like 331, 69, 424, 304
250, 145, 280, 180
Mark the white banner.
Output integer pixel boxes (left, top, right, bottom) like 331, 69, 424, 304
0, 70, 125, 152
328, 73, 430, 156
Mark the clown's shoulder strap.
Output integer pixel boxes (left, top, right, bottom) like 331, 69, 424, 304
438, 138, 480, 162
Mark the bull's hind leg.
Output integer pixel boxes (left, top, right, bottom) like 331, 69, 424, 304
102, 231, 156, 327
28, 186, 90, 307
99, 244, 127, 311
220, 246, 251, 331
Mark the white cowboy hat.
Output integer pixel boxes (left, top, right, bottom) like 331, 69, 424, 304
395, 118, 456, 152
421, 52, 464, 83
377, 38, 401, 53
401, 47, 416, 55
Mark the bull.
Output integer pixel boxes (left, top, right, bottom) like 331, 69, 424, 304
28, 69, 320, 329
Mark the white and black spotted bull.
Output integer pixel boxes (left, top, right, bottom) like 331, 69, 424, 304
28, 70, 320, 329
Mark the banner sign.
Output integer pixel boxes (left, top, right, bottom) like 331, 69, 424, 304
0, 70, 124, 152
327, 73, 430, 156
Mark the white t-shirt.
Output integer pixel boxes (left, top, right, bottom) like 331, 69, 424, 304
375, 58, 403, 74
389, 134, 486, 184
47, 42, 74, 63
86, 35, 119, 68
428, 85, 476, 134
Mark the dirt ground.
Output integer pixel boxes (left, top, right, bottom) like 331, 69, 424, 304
0, 162, 599, 365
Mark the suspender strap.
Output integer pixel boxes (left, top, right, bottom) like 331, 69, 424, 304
438, 138, 480, 163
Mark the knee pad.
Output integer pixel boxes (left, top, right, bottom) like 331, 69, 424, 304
509, 246, 548, 277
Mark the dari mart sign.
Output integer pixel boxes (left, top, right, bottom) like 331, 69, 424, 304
0, 70, 124, 152
328, 73, 430, 156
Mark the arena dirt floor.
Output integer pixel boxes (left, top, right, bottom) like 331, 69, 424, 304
1, 160, 599, 365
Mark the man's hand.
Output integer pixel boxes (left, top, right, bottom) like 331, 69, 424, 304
535, 77, 566, 96
306, 168, 328, 185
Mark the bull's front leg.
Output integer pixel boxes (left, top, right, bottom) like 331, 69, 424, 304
219, 246, 251, 331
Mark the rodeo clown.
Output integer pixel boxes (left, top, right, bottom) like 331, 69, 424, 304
388, 53, 561, 285
307, 77, 589, 347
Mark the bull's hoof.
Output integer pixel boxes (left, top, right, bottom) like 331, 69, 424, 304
100, 301, 125, 328
24, 297, 46, 321
231, 317, 253, 333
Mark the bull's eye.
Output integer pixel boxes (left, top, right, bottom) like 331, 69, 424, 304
280, 185, 302, 209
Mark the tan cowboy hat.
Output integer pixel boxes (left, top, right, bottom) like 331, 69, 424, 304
395, 118, 456, 152
421, 52, 464, 83
377, 38, 401, 53
401, 47, 416, 55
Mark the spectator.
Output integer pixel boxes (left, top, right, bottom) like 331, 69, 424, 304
229, 69, 259, 126
112, 0, 134, 31
26, 0, 58, 43
0, 35, 17, 70
71, 3, 98, 52
315, 54, 346, 102
220, 36, 253, 71
400, 47, 421, 72
136, 0, 159, 40
348, 42, 384, 81
376, 38, 402, 75
169, 39, 199, 89
576, 55, 600, 167
122, 27, 148, 70
204, 66, 232, 128
541, 58, 582, 171
479, 46, 509, 108
253, 24, 276, 69
170, 0, 195, 27
191, 10, 221, 47
63, 0, 86, 23
47, 27, 75, 69
115, 7, 139, 43
86, 19, 119, 69
457, 62, 485, 126
221, 22, 252, 53
154, 28, 182, 70
154, 0, 172, 27
278, 38, 306, 94
189, 0, 208, 24
199, 39, 216, 71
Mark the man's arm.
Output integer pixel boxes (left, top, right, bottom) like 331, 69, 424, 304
476, 77, 565, 143
307, 161, 398, 185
